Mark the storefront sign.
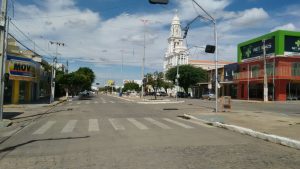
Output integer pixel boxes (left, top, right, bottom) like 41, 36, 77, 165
7, 55, 37, 79
285, 36, 300, 53
240, 36, 275, 60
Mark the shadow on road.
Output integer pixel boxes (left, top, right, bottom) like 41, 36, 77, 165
11, 108, 73, 120
0, 136, 90, 154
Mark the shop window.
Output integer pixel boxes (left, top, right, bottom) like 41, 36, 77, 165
251, 65, 259, 78
292, 62, 300, 76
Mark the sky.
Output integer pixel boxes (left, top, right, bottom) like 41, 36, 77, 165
8, 0, 300, 86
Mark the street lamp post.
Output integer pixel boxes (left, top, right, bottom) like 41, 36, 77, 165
141, 19, 149, 100
49, 41, 65, 103
175, 53, 180, 101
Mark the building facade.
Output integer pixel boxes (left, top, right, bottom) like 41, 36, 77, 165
234, 30, 300, 101
163, 14, 188, 73
4, 37, 51, 104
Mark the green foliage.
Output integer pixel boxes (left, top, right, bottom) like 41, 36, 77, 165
166, 64, 207, 93
56, 67, 96, 97
123, 82, 140, 92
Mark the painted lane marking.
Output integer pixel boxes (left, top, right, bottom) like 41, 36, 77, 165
76, 102, 81, 105
144, 118, 171, 129
110, 101, 115, 103
86, 101, 90, 104
61, 120, 78, 133
2, 128, 21, 137
163, 118, 194, 129
33, 121, 56, 135
127, 118, 149, 130
94, 101, 98, 104
109, 118, 125, 130
88, 119, 99, 132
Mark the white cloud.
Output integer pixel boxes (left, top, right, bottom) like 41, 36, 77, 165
271, 23, 296, 32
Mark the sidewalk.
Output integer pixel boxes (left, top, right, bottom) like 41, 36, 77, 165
1, 97, 67, 128
187, 110, 300, 141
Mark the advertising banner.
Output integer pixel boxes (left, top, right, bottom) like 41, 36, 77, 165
7, 55, 37, 80
285, 36, 300, 54
240, 36, 275, 60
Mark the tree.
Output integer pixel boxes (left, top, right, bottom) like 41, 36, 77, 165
161, 81, 174, 93
166, 65, 207, 94
76, 67, 95, 90
123, 82, 140, 92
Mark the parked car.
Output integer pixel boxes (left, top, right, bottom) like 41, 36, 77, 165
177, 92, 190, 98
158, 92, 167, 96
79, 90, 94, 97
202, 92, 215, 100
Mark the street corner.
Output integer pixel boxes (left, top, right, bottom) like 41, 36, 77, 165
0, 119, 13, 128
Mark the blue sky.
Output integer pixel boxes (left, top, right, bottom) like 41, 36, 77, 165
9, 0, 300, 86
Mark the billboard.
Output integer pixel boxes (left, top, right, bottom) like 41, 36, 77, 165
285, 36, 300, 54
7, 55, 37, 80
240, 36, 275, 60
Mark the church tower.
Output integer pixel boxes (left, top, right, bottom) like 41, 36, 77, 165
163, 13, 188, 73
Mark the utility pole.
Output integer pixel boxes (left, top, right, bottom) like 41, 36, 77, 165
49, 41, 65, 103
263, 39, 268, 102
66, 59, 69, 99
120, 49, 124, 96
141, 19, 149, 100
176, 53, 179, 101
0, 0, 8, 120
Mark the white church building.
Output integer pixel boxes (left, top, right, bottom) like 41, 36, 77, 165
163, 14, 188, 73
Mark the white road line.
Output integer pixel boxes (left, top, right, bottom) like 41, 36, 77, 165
127, 118, 149, 130
94, 101, 98, 104
108, 118, 125, 130
86, 101, 90, 104
110, 101, 115, 103
33, 121, 56, 135
163, 118, 194, 129
177, 118, 214, 128
101, 97, 107, 103
61, 120, 78, 133
88, 119, 99, 132
2, 128, 20, 137
144, 118, 171, 129
76, 102, 81, 105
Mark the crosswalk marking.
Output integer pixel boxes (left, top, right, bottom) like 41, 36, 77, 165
127, 118, 149, 130
94, 101, 98, 104
110, 101, 115, 103
33, 121, 56, 135
144, 118, 171, 129
100, 97, 107, 103
177, 117, 215, 128
163, 118, 194, 129
76, 102, 81, 105
89, 119, 99, 132
61, 120, 78, 133
86, 101, 90, 104
68, 102, 73, 105
109, 118, 125, 130
2, 128, 20, 137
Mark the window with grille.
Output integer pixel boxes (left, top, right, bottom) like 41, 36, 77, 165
292, 62, 300, 76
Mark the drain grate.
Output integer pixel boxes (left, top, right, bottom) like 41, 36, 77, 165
163, 108, 179, 110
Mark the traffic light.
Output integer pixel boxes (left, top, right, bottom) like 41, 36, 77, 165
205, 45, 216, 54
149, 0, 169, 4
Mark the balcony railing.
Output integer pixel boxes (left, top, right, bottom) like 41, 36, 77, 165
233, 66, 300, 81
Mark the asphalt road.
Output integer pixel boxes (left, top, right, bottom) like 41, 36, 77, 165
0, 94, 299, 169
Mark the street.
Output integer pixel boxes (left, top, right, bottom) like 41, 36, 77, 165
0, 94, 299, 169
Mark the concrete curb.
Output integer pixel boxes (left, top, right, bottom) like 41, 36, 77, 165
183, 114, 300, 150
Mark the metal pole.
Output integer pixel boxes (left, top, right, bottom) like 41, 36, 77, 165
176, 53, 179, 101
248, 64, 250, 101
120, 50, 123, 96
263, 39, 268, 102
0, 0, 8, 120
273, 57, 275, 101
214, 21, 218, 112
141, 20, 147, 100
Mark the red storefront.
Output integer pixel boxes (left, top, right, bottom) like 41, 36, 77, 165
234, 30, 300, 101
235, 56, 300, 101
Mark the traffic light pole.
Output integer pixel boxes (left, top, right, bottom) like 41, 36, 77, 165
0, 0, 8, 120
